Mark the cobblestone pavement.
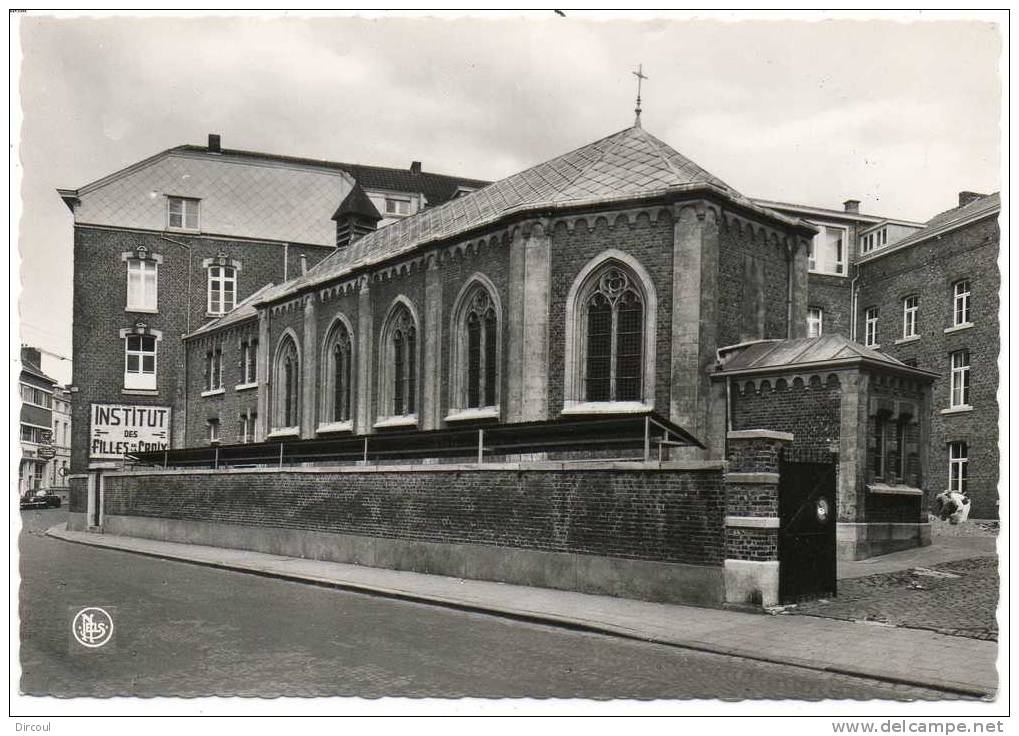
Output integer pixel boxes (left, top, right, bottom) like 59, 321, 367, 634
19, 509, 955, 701
790, 556, 998, 641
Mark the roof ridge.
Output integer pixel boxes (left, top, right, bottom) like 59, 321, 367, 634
637, 127, 690, 184
552, 127, 639, 196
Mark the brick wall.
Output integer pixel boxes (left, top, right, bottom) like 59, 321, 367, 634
101, 465, 726, 566
807, 273, 852, 338
186, 320, 260, 445
717, 220, 792, 346
731, 374, 842, 453
71, 225, 333, 470
548, 213, 674, 416
856, 214, 999, 517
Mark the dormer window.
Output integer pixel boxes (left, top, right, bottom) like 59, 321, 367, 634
384, 197, 411, 216
167, 196, 200, 230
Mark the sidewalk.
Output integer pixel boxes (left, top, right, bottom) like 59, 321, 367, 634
839, 535, 998, 580
47, 524, 997, 698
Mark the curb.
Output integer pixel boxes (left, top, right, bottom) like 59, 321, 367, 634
44, 525, 994, 699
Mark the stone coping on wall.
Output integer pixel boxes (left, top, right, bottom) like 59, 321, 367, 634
104, 459, 727, 478
867, 483, 924, 496
726, 429, 794, 442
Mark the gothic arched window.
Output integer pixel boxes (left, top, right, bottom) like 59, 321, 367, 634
381, 303, 418, 419
563, 252, 657, 411
272, 334, 300, 430
583, 266, 644, 402
451, 281, 500, 411
321, 318, 354, 425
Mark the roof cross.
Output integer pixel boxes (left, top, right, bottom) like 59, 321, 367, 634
632, 64, 648, 127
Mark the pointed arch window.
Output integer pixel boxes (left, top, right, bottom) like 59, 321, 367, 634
379, 303, 418, 423
563, 253, 657, 413
321, 319, 354, 428
271, 334, 300, 431
450, 282, 500, 415
582, 266, 645, 402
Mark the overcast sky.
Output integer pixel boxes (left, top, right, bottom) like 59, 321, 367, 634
13, 12, 1002, 385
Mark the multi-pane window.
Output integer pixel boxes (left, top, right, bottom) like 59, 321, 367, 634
124, 334, 157, 390
384, 198, 411, 216
387, 307, 417, 416
583, 266, 644, 402
809, 225, 846, 275
950, 350, 971, 408
461, 288, 499, 409
167, 196, 199, 230
207, 266, 237, 315
324, 322, 353, 423
864, 307, 879, 347
126, 259, 158, 311
902, 295, 919, 338
953, 280, 971, 326
241, 339, 258, 384
948, 441, 968, 494
807, 307, 823, 338
273, 337, 300, 429
205, 348, 223, 391
207, 418, 220, 444
20, 425, 50, 444
20, 384, 52, 408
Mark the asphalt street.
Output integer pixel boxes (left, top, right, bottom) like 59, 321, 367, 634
18, 508, 954, 700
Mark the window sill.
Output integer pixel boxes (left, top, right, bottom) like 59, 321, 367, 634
166, 227, 201, 235
125, 307, 159, 315
200, 388, 225, 398
205, 312, 233, 319
561, 401, 653, 416
235, 382, 258, 392
940, 405, 973, 415
864, 344, 881, 351
894, 335, 920, 345
867, 483, 923, 497
944, 322, 974, 334
317, 420, 354, 434
445, 407, 500, 423
374, 415, 418, 429
267, 427, 300, 439
122, 388, 158, 396
807, 269, 846, 278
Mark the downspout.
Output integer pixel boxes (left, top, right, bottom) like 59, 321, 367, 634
849, 264, 860, 343
786, 242, 795, 338
159, 235, 194, 446
283, 243, 289, 282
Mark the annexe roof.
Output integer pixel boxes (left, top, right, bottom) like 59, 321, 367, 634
714, 335, 938, 379
262, 125, 814, 304
126, 412, 704, 469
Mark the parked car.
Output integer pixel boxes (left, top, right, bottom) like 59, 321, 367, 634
19, 490, 62, 509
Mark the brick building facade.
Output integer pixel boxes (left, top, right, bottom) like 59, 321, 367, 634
60, 135, 488, 471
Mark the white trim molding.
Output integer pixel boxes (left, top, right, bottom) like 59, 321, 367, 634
725, 516, 780, 529
944, 322, 974, 334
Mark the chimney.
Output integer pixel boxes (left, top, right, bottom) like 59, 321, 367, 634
300, 254, 308, 275
843, 199, 861, 214
21, 346, 41, 371
958, 191, 986, 208
410, 161, 422, 175
208, 134, 221, 153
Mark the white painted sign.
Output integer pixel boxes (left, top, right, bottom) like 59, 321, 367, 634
90, 404, 171, 459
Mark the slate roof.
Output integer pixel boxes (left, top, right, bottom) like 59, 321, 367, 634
264, 125, 806, 303
858, 192, 1000, 262
185, 283, 276, 339
715, 335, 937, 378
171, 144, 492, 208
332, 182, 382, 222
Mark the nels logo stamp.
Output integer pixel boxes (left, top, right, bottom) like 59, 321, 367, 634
70, 606, 115, 650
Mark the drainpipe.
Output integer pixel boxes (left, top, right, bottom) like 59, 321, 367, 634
159, 235, 194, 446
849, 265, 860, 343
283, 243, 289, 281
786, 243, 795, 338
